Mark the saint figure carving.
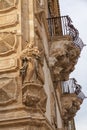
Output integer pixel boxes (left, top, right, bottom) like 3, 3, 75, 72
20, 43, 44, 85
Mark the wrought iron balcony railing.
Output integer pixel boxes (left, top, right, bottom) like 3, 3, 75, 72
61, 78, 86, 101
47, 16, 85, 50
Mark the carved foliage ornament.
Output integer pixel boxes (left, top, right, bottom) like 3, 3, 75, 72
0, 0, 18, 12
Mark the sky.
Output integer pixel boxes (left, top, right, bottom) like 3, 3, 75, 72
59, 0, 87, 130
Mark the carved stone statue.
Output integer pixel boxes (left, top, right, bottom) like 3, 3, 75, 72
20, 42, 47, 112
20, 43, 44, 85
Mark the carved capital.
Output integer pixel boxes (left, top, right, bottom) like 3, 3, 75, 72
61, 94, 82, 121
49, 40, 80, 81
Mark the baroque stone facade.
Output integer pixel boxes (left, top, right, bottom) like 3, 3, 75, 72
0, 0, 84, 130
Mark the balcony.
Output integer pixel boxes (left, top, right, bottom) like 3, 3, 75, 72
48, 16, 85, 81
61, 78, 86, 122
47, 16, 85, 50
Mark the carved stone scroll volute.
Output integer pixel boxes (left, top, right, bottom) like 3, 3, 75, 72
20, 43, 47, 112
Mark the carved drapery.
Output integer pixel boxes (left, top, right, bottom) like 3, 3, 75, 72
49, 40, 80, 81
20, 44, 44, 85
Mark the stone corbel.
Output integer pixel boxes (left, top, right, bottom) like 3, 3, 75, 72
61, 94, 82, 121
49, 40, 80, 81
22, 83, 47, 113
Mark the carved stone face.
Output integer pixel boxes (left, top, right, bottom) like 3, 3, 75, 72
0, 0, 14, 10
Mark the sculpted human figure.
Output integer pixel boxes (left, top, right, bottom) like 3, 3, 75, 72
20, 43, 44, 84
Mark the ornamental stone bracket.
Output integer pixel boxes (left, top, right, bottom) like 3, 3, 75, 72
49, 39, 80, 81
61, 93, 82, 122
22, 82, 47, 113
